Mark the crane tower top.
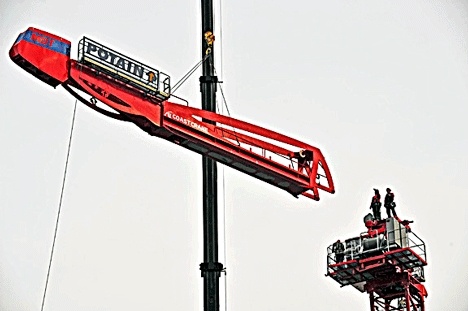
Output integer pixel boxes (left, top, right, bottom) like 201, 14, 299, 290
326, 205, 428, 311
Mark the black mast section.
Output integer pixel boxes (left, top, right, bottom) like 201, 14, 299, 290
199, 1, 223, 311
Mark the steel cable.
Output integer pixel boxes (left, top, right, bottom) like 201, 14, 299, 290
171, 53, 211, 94
40, 99, 78, 311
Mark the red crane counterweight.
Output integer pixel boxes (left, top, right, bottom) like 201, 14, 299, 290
9, 27, 70, 87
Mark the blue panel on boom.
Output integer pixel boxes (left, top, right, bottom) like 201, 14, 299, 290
17, 29, 70, 56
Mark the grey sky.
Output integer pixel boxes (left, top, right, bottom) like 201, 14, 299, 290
1, 1, 467, 310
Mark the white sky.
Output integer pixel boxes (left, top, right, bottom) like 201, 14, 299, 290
1, 1, 468, 310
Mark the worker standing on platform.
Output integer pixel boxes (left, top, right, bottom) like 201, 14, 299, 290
370, 188, 382, 220
384, 188, 397, 218
332, 239, 345, 263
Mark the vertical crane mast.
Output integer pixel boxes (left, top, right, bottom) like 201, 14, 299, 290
200, 1, 223, 311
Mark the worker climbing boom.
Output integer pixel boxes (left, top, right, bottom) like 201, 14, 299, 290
10, 27, 335, 201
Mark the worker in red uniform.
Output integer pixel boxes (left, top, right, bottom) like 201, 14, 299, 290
384, 187, 397, 218
369, 188, 382, 220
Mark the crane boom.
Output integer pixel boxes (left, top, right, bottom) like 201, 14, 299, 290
10, 27, 335, 201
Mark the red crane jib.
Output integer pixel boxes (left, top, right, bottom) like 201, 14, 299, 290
9, 27, 335, 201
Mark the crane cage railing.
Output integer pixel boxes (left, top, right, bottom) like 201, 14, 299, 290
214, 125, 330, 186
77, 36, 171, 100
326, 220, 427, 269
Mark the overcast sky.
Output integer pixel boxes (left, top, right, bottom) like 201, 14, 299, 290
1, 1, 468, 310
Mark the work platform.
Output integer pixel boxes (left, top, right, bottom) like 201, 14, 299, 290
326, 216, 428, 311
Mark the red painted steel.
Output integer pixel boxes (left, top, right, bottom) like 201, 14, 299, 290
10, 27, 335, 201
9, 27, 70, 87
326, 217, 428, 310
